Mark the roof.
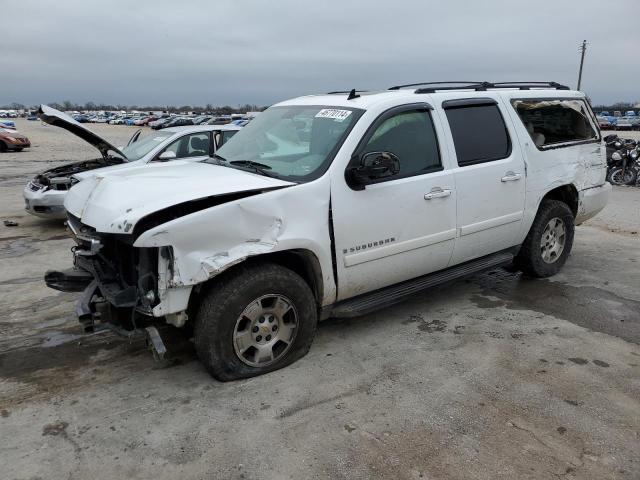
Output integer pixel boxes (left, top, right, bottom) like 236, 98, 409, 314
275, 85, 585, 111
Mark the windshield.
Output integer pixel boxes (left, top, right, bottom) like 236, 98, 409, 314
120, 131, 173, 161
211, 105, 363, 181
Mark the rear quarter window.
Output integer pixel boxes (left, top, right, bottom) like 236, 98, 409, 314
511, 98, 598, 149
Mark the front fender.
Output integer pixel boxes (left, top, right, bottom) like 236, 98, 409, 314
134, 178, 336, 306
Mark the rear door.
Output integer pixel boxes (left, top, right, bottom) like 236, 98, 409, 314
439, 97, 526, 265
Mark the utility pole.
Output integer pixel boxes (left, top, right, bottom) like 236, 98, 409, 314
577, 40, 587, 91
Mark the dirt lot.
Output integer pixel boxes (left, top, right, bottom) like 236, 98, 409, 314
1, 119, 639, 480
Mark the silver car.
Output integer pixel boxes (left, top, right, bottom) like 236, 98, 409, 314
24, 105, 241, 219
615, 116, 639, 131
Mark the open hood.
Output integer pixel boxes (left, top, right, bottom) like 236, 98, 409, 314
38, 105, 126, 160
64, 161, 295, 234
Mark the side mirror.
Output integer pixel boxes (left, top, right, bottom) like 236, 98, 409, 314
347, 151, 400, 188
157, 151, 177, 161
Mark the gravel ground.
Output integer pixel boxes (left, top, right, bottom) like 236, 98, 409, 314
0, 119, 639, 480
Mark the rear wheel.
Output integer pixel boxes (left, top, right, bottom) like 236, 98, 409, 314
515, 200, 574, 278
194, 262, 318, 381
0, 142, 6, 152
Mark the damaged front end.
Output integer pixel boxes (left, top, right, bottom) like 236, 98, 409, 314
30, 158, 124, 192
45, 214, 172, 353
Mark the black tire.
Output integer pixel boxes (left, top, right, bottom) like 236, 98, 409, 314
608, 167, 637, 186
0, 142, 6, 152
194, 262, 318, 381
515, 200, 575, 278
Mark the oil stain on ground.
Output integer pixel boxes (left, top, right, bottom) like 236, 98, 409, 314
403, 314, 447, 333
470, 269, 640, 344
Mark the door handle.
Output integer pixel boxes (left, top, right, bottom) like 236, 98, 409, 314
501, 172, 522, 182
424, 188, 452, 200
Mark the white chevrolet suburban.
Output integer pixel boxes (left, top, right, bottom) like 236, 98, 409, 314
45, 81, 610, 381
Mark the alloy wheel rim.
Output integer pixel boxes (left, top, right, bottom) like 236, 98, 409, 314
540, 217, 566, 264
233, 294, 298, 367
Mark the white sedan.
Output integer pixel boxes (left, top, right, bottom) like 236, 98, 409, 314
24, 105, 241, 219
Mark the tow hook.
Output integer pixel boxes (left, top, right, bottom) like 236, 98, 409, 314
145, 326, 168, 360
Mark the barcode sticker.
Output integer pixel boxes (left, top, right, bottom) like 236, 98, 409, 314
315, 109, 352, 121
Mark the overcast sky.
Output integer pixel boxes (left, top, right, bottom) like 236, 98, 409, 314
3, 0, 639, 107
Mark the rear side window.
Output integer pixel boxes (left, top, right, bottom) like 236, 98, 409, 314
512, 99, 598, 149
445, 103, 511, 166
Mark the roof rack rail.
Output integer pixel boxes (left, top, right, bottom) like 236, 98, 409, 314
389, 81, 570, 93
416, 81, 570, 94
389, 81, 486, 90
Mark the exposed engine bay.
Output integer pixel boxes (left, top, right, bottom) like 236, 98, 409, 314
31, 157, 125, 191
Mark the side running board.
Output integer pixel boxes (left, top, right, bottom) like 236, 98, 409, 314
329, 250, 515, 318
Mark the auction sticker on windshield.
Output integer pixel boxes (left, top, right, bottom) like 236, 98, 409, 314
315, 109, 352, 121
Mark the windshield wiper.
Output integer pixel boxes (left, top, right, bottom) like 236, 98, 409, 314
229, 160, 280, 178
210, 153, 227, 165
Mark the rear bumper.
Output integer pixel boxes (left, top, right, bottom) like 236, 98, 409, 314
576, 182, 611, 225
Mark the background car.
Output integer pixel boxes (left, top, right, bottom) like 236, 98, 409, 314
615, 116, 639, 131
598, 117, 612, 130
206, 116, 232, 125
24, 105, 242, 218
0, 127, 31, 152
162, 117, 194, 128
150, 117, 173, 129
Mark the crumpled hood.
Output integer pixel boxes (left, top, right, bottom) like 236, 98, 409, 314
38, 104, 126, 160
64, 161, 295, 233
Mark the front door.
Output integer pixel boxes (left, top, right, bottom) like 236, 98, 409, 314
331, 104, 457, 300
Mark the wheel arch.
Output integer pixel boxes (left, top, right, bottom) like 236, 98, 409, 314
539, 184, 579, 218
190, 248, 324, 311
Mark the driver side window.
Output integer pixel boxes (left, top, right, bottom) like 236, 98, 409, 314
361, 110, 441, 179
162, 133, 211, 159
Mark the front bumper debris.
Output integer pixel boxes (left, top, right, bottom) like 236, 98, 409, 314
44, 268, 93, 292
42, 217, 187, 363
68, 278, 168, 360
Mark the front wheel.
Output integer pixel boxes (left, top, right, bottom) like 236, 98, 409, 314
194, 262, 318, 381
608, 167, 637, 186
515, 200, 575, 278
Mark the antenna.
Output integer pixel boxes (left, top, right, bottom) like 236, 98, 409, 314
347, 89, 360, 100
